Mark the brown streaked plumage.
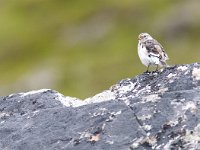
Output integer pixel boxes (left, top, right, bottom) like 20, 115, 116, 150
137, 33, 169, 72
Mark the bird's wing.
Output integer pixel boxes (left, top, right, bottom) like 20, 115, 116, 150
144, 39, 169, 60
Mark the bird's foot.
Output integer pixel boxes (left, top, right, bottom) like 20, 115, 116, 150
144, 70, 150, 74
152, 70, 158, 73
152, 70, 160, 75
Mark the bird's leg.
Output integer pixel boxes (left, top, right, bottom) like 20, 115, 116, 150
145, 64, 150, 73
156, 64, 158, 71
152, 64, 159, 73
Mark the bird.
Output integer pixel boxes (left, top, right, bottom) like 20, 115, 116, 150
137, 33, 169, 72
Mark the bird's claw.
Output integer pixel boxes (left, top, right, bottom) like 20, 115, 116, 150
144, 70, 150, 74
152, 70, 159, 74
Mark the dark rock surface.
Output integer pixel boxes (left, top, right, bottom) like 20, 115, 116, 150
1, 63, 200, 150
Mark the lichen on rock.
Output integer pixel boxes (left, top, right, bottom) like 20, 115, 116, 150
0, 63, 200, 150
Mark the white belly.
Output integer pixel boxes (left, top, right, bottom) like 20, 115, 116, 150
137, 42, 159, 67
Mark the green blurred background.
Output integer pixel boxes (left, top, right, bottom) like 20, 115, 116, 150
0, 0, 200, 99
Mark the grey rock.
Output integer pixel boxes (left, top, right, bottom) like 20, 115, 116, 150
1, 63, 200, 150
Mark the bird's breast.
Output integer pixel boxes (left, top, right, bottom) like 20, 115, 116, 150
138, 42, 150, 66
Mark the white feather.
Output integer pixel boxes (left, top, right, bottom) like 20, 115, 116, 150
138, 41, 160, 67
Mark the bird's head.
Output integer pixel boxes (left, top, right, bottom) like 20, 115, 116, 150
138, 33, 152, 41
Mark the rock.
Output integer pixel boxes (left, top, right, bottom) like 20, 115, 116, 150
0, 63, 200, 150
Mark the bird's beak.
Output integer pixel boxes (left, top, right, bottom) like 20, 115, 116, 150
138, 35, 141, 40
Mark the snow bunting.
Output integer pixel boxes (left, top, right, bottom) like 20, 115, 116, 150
138, 33, 169, 72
